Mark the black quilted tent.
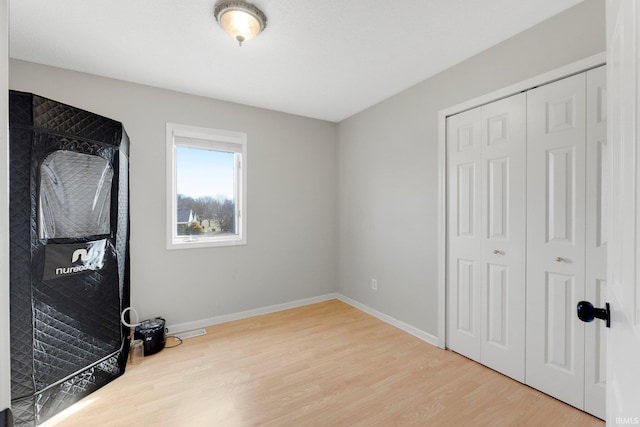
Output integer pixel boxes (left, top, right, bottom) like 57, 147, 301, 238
9, 91, 130, 426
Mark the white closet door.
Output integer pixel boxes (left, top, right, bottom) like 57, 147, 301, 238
479, 94, 526, 382
584, 65, 607, 419
447, 94, 526, 380
526, 72, 587, 409
447, 107, 483, 361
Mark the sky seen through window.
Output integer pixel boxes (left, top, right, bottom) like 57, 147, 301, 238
176, 146, 234, 200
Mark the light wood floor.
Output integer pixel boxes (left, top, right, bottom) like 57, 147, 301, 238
41, 300, 604, 426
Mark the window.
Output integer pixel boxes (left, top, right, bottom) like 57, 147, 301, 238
166, 123, 246, 249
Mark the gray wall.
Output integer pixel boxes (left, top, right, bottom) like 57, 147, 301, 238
1, 0, 10, 412
337, 0, 605, 337
9, 60, 339, 326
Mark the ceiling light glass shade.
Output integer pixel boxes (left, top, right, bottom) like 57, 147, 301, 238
214, 1, 267, 47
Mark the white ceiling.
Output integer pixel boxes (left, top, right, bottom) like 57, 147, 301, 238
9, 0, 583, 122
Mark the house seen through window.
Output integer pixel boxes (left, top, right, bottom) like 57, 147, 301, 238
167, 123, 247, 249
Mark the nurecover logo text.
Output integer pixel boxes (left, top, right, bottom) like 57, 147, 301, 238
55, 248, 98, 276
51, 241, 106, 277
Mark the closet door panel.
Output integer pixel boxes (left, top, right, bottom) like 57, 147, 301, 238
547, 146, 576, 243
480, 93, 526, 382
526, 73, 586, 409
447, 107, 482, 361
584, 65, 607, 419
545, 272, 576, 370
487, 157, 508, 239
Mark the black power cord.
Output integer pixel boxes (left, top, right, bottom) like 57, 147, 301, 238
164, 334, 183, 349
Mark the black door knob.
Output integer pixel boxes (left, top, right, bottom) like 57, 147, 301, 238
577, 301, 610, 328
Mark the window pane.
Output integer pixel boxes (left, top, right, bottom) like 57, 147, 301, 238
175, 146, 236, 238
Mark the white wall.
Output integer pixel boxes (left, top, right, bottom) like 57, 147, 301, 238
0, 0, 10, 413
337, 0, 605, 337
9, 61, 339, 326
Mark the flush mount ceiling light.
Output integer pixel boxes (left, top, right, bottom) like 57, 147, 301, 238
214, 0, 267, 47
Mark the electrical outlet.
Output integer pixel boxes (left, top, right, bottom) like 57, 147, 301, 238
371, 279, 377, 290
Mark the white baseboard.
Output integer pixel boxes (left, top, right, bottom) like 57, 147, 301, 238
336, 295, 440, 348
167, 293, 340, 334
167, 292, 441, 350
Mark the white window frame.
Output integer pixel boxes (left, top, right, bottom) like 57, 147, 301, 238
166, 122, 247, 249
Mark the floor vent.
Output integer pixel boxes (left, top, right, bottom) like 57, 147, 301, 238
174, 328, 207, 340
